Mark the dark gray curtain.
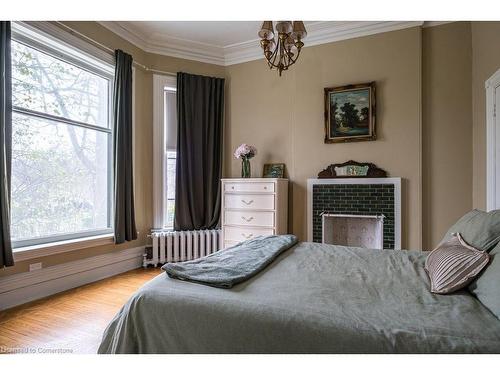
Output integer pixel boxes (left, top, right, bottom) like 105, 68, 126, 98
113, 50, 137, 243
0, 21, 13, 268
174, 72, 225, 231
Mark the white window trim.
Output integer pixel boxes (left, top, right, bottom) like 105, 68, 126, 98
13, 234, 114, 262
486, 68, 500, 211
152, 74, 177, 230
14, 21, 114, 69
10, 21, 116, 258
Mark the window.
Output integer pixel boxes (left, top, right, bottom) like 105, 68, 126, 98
153, 74, 177, 230
165, 150, 176, 228
10, 24, 114, 248
163, 84, 177, 229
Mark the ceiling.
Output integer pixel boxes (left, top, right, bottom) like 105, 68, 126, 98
99, 21, 444, 66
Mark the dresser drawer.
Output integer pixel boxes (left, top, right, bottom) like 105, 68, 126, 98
224, 226, 274, 242
224, 194, 274, 210
224, 210, 274, 227
224, 181, 275, 193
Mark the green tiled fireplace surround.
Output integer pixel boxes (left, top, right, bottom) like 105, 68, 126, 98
312, 184, 395, 249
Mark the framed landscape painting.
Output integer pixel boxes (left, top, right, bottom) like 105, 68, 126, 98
324, 82, 376, 143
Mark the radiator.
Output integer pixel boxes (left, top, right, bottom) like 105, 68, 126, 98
144, 229, 222, 267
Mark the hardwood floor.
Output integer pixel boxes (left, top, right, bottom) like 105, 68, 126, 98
0, 267, 162, 354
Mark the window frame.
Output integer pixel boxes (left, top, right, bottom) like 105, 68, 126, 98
10, 22, 115, 251
152, 74, 177, 230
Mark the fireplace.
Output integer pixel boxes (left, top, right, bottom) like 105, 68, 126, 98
307, 177, 401, 249
322, 213, 384, 249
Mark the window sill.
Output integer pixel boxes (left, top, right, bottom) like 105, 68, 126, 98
13, 233, 115, 262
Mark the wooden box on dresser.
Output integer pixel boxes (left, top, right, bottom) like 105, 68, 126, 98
221, 178, 289, 248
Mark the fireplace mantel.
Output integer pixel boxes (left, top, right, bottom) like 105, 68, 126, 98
307, 178, 402, 249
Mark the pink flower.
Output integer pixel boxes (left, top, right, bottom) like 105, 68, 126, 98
234, 144, 257, 159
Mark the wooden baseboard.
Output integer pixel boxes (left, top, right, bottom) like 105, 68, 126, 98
0, 246, 145, 311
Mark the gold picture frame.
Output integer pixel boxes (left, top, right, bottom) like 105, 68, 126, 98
324, 81, 376, 143
262, 163, 285, 178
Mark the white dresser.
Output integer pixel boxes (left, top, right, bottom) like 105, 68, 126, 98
221, 178, 289, 248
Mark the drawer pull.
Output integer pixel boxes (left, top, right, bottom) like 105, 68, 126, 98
231, 186, 234, 189
241, 199, 254, 205
241, 216, 254, 222
241, 233, 253, 239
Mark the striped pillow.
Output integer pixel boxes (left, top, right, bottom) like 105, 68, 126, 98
425, 233, 490, 294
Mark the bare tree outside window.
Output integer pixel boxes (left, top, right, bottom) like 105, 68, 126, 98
11, 40, 112, 245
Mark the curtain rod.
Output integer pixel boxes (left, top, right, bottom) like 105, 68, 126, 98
54, 21, 177, 77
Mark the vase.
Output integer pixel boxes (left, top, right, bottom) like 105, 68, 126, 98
241, 157, 251, 178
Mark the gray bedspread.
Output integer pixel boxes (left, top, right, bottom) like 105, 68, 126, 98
162, 235, 298, 288
98, 242, 500, 353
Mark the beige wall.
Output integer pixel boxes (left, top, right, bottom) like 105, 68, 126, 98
0, 22, 224, 277
471, 22, 500, 210
422, 22, 473, 250
225, 27, 423, 249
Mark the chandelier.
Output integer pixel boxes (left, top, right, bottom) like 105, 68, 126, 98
258, 21, 307, 76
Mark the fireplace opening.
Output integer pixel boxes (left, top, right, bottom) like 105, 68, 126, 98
322, 213, 384, 249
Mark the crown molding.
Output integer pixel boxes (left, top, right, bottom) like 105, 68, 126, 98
146, 36, 225, 66
422, 21, 454, 28
99, 21, 425, 67
99, 21, 225, 65
99, 21, 149, 51
305, 21, 423, 46
224, 21, 424, 65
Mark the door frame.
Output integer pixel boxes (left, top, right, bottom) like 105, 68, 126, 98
486, 68, 500, 211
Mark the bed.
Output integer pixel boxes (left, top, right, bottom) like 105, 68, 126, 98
98, 241, 500, 353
